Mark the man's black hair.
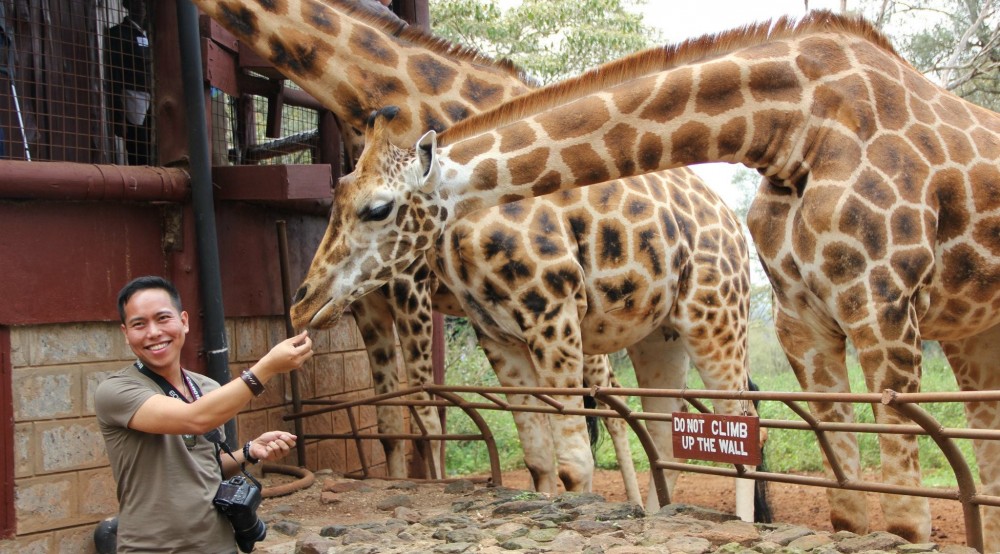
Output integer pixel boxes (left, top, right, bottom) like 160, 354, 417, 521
117, 275, 182, 323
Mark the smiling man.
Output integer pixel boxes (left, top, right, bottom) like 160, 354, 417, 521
96, 275, 313, 552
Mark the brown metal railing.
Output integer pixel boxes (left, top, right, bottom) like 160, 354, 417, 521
283, 383, 1000, 552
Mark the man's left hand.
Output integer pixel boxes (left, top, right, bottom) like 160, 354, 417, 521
248, 431, 297, 462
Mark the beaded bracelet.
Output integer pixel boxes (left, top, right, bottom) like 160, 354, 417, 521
240, 370, 265, 396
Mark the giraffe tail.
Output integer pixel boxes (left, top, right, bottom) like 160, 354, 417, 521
748, 376, 773, 523
584, 394, 601, 448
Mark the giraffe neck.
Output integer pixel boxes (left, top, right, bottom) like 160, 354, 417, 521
421, 16, 936, 219
196, 0, 533, 143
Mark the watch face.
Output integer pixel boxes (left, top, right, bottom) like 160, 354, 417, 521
183, 434, 197, 450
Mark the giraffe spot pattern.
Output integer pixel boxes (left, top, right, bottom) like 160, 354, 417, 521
419, 102, 448, 133
218, 3, 259, 37
460, 74, 505, 109
537, 97, 611, 141
507, 148, 550, 186
498, 122, 538, 154
639, 67, 692, 123
408, 54, 459, 96
748, 61, 802, 103
349, 25, 398, 67
695, 61, 743, 116
561, 143, 611, 186
603, 123, 638, 176
448, 134, 495, 165
301, 0, 338, 32
267, 30, 336, 79
838, 196, 887, 260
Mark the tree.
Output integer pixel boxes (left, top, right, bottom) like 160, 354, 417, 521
429, 0, 661, 84
857, 0, 999, 110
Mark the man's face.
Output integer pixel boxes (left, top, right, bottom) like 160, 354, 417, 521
121, 288, 189, 374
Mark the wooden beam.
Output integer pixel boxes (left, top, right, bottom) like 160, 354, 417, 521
212, 164, 332, 201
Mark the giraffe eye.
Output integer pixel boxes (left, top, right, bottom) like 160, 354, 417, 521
361, 201, 394, 222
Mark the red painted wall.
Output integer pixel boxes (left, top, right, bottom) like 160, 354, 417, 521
0, 200, 326, 326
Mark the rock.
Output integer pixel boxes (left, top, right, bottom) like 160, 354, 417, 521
493, 499, 553, 515
270, 520, 301, 536
940, 547, 981, 554
578, 501, 645, 521
294, 533, 338, 554
499, 536, 539, 550
319, 525, 348, 537
562, 519, 619, 536
423, 513, 477, 527
555, 492, 606, 508
527, 527, 561, 542
548, 529, 588, 552
760, 525, 816, 546
697, 519, 759, 546
322, 479, 369, 493
319, 491, 340, 505
389, 480, 418, 490
393, 506, 422, 523
341, 527, 381, 544
836, 531, 909, 553
655, 503, 738, 523
663, 535, 713, 554
434, 542, 474, 553
898, 544, 941, 553
445, 480, 476, 494
376, 494, 413, 511
786, 533, 834, 550
445, 527, 486, 543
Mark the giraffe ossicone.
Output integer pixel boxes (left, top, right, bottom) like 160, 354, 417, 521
291, 10, 1000, 548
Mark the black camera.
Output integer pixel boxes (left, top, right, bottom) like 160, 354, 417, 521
213, 475, 266, 552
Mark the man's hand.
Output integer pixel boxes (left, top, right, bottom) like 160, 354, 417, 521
255, 331, 313, 379
248, 431, 297, 462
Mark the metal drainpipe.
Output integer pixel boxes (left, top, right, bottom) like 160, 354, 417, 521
175, 0, 236, 447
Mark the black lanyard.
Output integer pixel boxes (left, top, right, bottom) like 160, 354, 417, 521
134, 361, 203, 402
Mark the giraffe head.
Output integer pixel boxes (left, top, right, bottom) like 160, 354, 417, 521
291, 107, 446, 329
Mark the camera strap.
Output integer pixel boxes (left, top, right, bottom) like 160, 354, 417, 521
134, 361, 204, 402
133, 361, 262, 488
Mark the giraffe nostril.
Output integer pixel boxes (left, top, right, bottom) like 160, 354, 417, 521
292, 285, 308, 304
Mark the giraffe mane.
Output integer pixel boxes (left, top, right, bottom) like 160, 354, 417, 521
438, 10, 904, 147
319, 0, 537, 87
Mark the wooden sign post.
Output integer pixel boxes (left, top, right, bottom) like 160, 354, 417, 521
671, 412, 761, 465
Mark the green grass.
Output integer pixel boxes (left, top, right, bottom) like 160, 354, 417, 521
442, 318, 981, 489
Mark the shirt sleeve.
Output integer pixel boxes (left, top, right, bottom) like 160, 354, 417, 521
95, 373, 157, 429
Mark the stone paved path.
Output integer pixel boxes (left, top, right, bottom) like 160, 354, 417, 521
252, 474, 980, 554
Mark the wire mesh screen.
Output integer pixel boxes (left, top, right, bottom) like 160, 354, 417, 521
209, 76, 324, 167
0, 0, 154, 164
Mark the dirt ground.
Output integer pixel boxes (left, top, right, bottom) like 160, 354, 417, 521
259, 467, 970, 547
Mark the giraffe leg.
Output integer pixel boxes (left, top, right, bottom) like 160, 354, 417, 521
352, 293, 407, 478
679, 327, 758, 522
843, 301, 930, 543
626, 332, 691, 512
383, 266, 443, 479
523, 322, 594, 493
478, 336, 560, 494
941, 325, 1000, 553
772, 308, 872, 535
582, 354, 642, 505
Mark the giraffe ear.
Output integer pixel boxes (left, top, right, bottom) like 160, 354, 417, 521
416, 130, 439, 190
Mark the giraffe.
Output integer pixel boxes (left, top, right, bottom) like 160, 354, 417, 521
432, 154, 756, 514
289, 10, 1000, 547
194, 0, 655, 498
